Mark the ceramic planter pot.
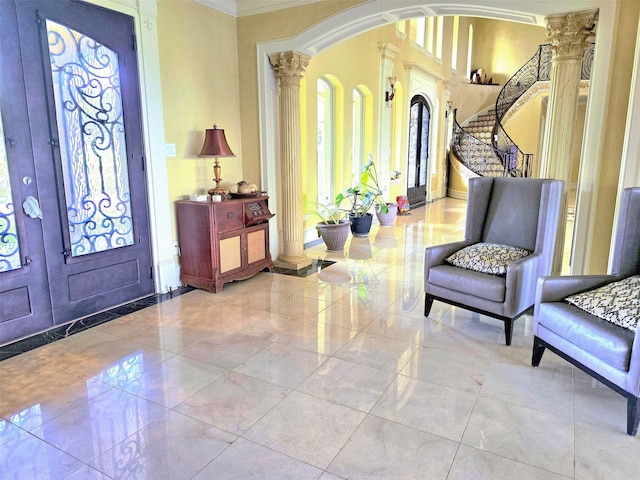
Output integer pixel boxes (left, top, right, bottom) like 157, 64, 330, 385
349, 213, 373, 237
316, 219, 351, 251
375, 202, 398, 226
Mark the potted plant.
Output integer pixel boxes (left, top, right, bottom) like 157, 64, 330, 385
309, 199, 351, 251
337, 154, 396, 236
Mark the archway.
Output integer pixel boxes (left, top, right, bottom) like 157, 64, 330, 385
257, 0, 618, 275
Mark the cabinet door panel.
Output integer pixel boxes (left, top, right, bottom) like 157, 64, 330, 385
219, 235, 241, 273
247, 229, 266, 264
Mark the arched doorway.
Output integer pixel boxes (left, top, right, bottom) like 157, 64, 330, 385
407, 95, 431, 207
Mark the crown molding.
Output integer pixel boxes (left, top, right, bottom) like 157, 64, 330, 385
194, 0, 324, 17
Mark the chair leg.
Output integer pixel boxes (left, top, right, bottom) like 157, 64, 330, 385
531, 336, 546, 366
627, 396, 640, 436
424, 294, 434, 317
503, 318, 513, 346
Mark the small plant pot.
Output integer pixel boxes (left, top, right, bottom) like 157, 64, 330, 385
349, 213, 373, 237
375, 202, 398, 227
317, 219, 351, 251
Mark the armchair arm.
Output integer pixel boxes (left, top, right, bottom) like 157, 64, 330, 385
536, 275, 616, 304
627, 331, 640, 396
503, 252, 543, 315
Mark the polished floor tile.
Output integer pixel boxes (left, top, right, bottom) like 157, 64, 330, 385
243, 391, 365, 469
327, 415, 458, 479
1, 198, 636, 479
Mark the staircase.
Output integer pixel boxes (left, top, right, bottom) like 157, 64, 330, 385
452, 43, 594, 178
465, 111, 494, 143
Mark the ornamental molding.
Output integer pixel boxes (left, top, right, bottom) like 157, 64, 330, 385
268, 51, 311, 87
501, 79, 590, 124
546, 9, 598, 59
378, 42, 401, 62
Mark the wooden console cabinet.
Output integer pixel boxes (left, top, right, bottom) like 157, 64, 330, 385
176, 197, 274, 292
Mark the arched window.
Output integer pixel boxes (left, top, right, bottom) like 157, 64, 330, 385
426, 17, 434, 54
396, 20, 406, 36
413, 17, 426, 48
435, 16, 443, 61
407, 95, 430, 206
451, 16, 459, 71
352, 88, 364, 177
317, 78, 334, 204
466, 25, 474, 81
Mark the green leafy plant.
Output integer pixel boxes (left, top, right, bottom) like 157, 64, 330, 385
308, 198, 347, 225
337, 153, 388, 217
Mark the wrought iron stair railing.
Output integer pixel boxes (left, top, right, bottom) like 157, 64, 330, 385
451, 109, 509, 177
453, 43, 594, 178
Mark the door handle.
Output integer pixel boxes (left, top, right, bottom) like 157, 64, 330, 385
22, 196, 42, 219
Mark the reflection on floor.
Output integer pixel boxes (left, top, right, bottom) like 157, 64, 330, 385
1, 197, 638, 479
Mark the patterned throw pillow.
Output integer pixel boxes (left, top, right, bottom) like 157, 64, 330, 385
445, 242, 531, 275
565, 275, 640, 332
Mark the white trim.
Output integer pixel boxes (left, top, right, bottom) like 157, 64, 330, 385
86, 0, 180, 293
571, 0, 619, 274
196, 0, 327, 17
405, 64, 440, 203
611, 8, 640, 271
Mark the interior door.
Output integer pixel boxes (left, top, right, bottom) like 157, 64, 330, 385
407, 95, 430, 207
0, 0, 153, 345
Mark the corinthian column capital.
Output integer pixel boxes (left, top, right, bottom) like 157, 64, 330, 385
268, 51, 311, 87
546, 10, 598, 58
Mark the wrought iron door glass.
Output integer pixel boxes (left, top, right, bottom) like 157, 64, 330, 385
407, 103, 419, 188
46, 19, 134, 257
0, 108, 21, 272
420, 106, 430, 185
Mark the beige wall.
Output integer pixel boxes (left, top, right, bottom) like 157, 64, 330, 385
157, 0, 243, 240
236, 0, 367, 185
473, 18, 547, 85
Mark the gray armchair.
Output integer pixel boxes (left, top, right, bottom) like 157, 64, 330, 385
533, 187, 640, 435
424, 177, 564, 345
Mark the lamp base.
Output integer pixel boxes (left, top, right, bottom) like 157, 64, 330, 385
208, 159, 224, 196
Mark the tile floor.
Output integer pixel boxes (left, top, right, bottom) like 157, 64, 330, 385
1, 197, 639, 479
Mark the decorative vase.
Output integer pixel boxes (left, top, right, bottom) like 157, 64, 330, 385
349, 213, 373, 237
316, 220, 351, 251
375, 202, 398, 227
396, 195, 410, 215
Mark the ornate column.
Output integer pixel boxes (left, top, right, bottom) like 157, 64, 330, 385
539, 10, 597, 273
268, 51, 312, 269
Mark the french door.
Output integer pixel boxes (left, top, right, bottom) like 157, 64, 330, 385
0, 0, 153, 345
407, 95, 430, 207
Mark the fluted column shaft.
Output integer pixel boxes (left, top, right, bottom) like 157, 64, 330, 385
540, 10, 597, 180
269, 51, 312, 269
539, 10, 597, 273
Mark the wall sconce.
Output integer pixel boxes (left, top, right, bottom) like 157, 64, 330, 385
385, 76, 396, 108
445, 100, 452, 118
199, 125, 235, 196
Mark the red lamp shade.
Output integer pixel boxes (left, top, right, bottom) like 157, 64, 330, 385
199, 125, 235, 157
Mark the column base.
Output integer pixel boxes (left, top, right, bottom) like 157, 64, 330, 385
275, 254, 313, 270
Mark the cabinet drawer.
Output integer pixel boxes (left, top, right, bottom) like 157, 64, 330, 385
214, 203, 243, 232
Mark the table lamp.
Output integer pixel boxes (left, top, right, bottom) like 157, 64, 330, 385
199, 125, 235, 195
